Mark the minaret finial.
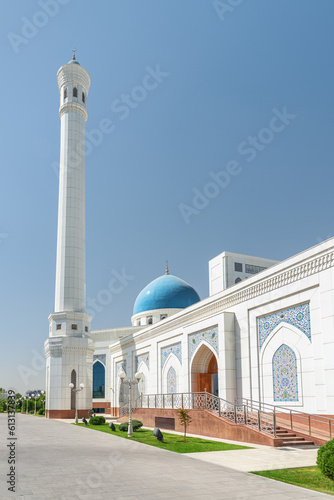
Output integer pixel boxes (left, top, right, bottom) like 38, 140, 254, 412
165, 260, 169, 275
72, 48, 77, 60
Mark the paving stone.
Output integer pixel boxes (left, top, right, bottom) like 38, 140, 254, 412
0, 414, 332, 499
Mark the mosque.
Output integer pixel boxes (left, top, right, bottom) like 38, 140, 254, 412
45, 56, 334, 441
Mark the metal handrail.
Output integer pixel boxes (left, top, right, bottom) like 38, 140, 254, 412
235, 397, 333, 440
128, 391, 277, 437
124, 391, 334, 440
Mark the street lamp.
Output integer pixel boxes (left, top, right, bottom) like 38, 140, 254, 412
118, 369, 142, 437
31, 393, 41, 416
69, 382, 85, 424
25, 396, 30, 415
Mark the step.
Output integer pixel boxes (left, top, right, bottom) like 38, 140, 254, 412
280, 436, 305, 442
282, 440, 314, 446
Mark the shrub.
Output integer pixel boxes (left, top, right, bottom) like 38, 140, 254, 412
119, 420, 143, 432
317, 439, 334, 480
89, 416, 105, 425
38, 408, 45, 415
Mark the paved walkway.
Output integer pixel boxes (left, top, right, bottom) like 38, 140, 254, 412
0, 414, 332, 499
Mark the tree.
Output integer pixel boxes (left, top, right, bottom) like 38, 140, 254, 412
176, 408, 192, 442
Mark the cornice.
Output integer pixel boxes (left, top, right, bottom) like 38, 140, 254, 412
59, 102, 87, 121
109, 247, 334, 354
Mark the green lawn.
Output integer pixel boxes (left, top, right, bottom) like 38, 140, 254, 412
75, 423, 251, 453
252, 467, 334, 496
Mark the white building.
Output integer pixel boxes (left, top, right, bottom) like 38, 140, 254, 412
45, 57, 334, 433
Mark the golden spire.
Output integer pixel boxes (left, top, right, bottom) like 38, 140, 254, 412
72, 48, 77, 60
165, 260, 169, 275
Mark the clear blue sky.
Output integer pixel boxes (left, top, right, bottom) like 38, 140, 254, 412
1, 0, 334, 393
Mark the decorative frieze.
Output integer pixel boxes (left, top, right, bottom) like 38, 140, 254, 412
258, 303, 311, 350
189, 327, 218, 361
161, 343, 182, 368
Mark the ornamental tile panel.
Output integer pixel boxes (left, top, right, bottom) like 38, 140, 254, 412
167, 366, 177, 394
161, 342, 182, 368
188, 326, 219, 361
273, 344, 298, 402
116, 360, 126, 375
135, 353, 149, 371
93, 354, 106, 366
258, 303, 311, 350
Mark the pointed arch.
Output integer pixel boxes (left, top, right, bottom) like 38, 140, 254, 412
273, 344, 298, 402
167, 366, 177, 394
93, 361, 105, 398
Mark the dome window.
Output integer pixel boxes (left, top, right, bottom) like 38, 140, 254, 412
64, 87, 68, 99
160, 314, 167, 320
235, 277, 242, 284
82, 92, 85, 103
147, 316, 153, 325
73, 87, 78, 98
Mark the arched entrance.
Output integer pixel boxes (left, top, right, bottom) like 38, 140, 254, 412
191, 344, 218, 395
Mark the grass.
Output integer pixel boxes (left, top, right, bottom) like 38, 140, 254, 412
252, 467, 334, 496
75, 423, 251, 453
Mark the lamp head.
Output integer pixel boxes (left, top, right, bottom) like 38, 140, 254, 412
118, 368, 126, 380
79, 383, 85, 389
135, 371, 142, 382
69, 383, 74, 389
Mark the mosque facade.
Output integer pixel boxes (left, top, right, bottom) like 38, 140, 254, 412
45, 57, 334, 423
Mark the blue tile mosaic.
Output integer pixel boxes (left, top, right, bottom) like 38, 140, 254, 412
167, 366, 177, 394
272, 344, 298, 402
258, 303, 311, 350
188, 326, 219, 361
135, 353, 149, 371
161, 342, 182, 368
116, 360, 126, 375
93, 354, 106, 365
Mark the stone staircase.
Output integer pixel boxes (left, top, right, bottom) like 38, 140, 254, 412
275, 427, 315, 447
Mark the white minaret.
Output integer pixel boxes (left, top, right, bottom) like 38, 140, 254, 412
45, 52, 94, 419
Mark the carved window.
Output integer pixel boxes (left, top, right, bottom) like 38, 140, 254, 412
93, 361, 105, 399
64, 87, 68, 99
82, 92, 85, 103
56, 324, 61, 330
167, 366, 177, 394
73, 87, 78, 98
273, 344, 298, 402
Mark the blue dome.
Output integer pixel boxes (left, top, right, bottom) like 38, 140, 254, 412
67, 59, 80, 65
133, 274, 200, 315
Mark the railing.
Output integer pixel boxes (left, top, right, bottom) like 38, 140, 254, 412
119, 391, 333, 441
126, 391, 277, 437
236, 397, 333, 441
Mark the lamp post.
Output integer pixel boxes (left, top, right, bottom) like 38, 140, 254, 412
69, 382, 85, 424
118, 369, 142, 437
31, 393, 41, 416
26, 396, 29, 415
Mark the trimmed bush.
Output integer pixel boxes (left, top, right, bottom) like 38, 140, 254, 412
317, 439, 334, 481
89, 416, 105, 425
119, 420, 143, 432
37, 408, 45, 415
